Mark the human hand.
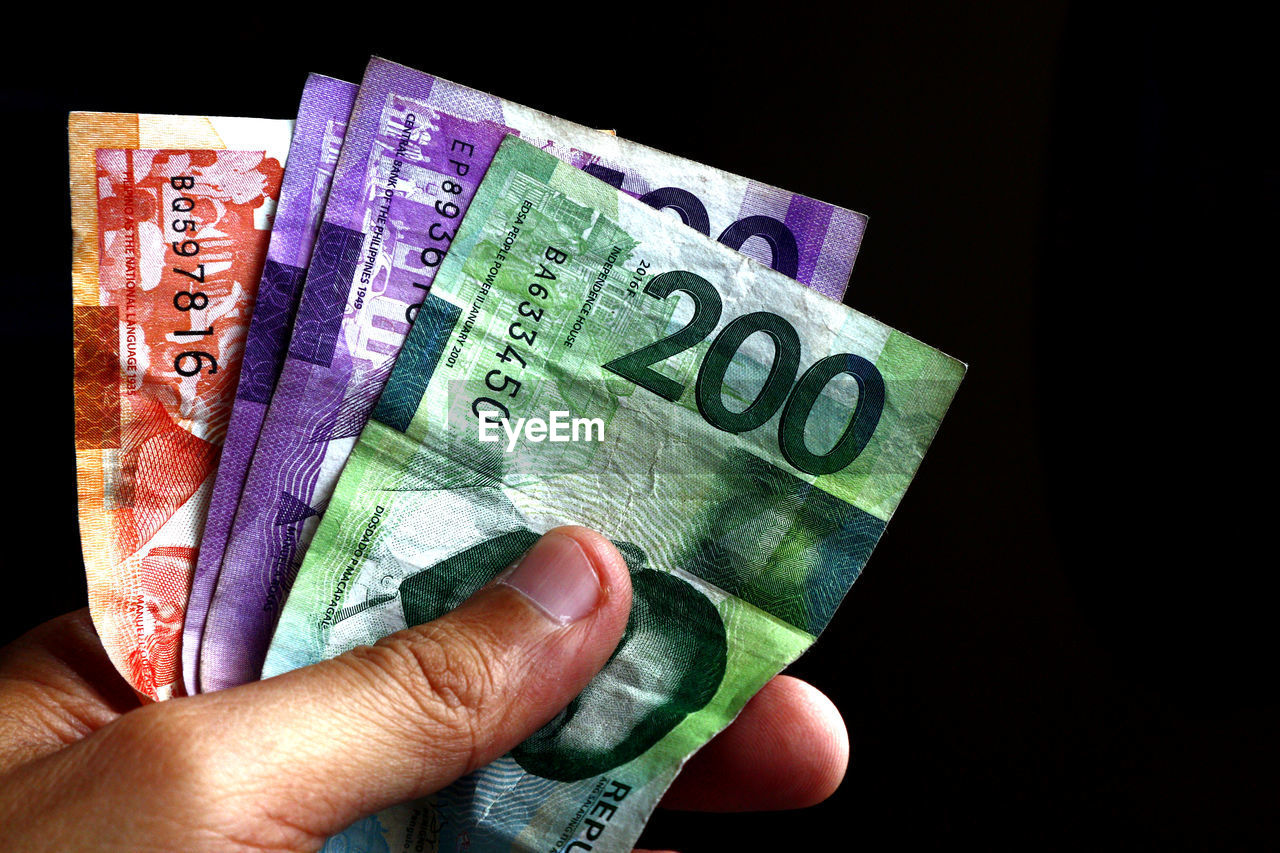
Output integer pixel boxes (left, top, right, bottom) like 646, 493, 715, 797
0, 527, 847, 851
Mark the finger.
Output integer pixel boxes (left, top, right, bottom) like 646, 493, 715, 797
0, 609, 138, 774
659, 675, 848, 812
170, 526, 631, 845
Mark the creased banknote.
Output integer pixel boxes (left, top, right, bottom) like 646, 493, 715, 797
181, 76, 357, 696
264, 135, 963, 852
199, 57, 871, 691
70, 112, 292, 699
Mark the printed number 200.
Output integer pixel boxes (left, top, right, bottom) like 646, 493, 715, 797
602, 271, 885, 477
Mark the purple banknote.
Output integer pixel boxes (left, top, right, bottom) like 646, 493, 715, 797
181, 74, 356, 694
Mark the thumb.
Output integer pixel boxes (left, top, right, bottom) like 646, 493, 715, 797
187, 526, 631, 843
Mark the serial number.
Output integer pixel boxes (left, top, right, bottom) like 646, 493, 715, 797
470, 245, 569, 421
167, 175, 217, 378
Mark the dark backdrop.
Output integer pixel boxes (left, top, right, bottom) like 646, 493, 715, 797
1, 5, 1271, 850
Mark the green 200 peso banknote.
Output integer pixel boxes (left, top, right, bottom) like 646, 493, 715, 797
264, 135, 965, 853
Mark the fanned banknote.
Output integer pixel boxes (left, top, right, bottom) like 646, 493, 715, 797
181, 76, 357, 696
70, 112, 292, 699
264, 136, 963, 852
199, 57, 871, 691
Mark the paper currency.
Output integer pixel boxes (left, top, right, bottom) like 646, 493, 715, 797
199, 57, 871, 691
180, 76, 357, 696
264, 135, 963, 852
70, 112, 292, 699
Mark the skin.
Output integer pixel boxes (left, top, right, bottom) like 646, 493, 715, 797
0, 527, 848, 852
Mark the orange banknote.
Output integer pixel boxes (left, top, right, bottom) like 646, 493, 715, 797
71, 113, 292, 700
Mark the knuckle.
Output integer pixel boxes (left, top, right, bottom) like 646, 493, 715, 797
349, 621, 508, 748
92, 705, 209, 802
108, 703, 183, 758
98, 710, 326, 850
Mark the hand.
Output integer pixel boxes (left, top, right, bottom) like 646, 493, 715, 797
0, 527, 847, 852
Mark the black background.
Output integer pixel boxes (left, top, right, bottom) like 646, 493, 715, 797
1, 5, 1272, 851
